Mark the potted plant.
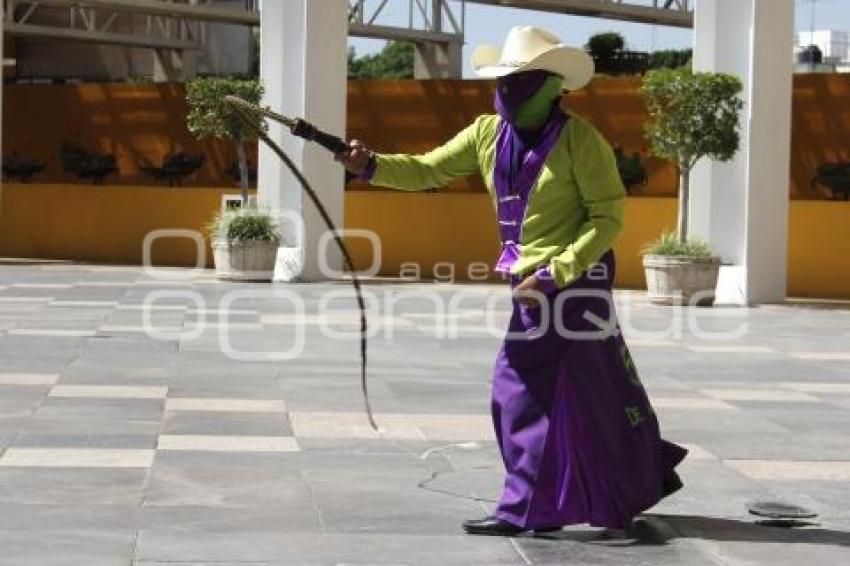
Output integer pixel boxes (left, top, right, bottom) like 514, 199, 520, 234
812, 162, 850, 200
207, 207, 280, 281
139, 152, 205, 187
639, 67, 743, 306
60, 142, 118, 184
187, 77, 278, 280
2, 152, 46, 183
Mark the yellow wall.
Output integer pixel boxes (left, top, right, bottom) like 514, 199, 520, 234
7, 184, 847, 300
0, 183, 251, 266
344, 191, 676, 289
787, 200, 850, 299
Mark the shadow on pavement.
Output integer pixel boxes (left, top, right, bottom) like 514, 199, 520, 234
531, 514, 850, 548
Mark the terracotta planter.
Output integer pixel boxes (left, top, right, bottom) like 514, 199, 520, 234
642, 254, 721, 306
212, 239, 278, 281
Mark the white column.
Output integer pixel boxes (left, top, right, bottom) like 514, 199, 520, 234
258, 0, 347, 281
690, 0, 794, 305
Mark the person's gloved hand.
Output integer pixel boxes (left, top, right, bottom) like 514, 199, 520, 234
335, 139, 374, 178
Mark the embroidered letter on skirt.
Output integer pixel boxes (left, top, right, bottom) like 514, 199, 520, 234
492, 249, 687, 529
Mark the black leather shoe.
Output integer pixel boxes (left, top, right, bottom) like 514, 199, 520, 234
462, 516, 525, 536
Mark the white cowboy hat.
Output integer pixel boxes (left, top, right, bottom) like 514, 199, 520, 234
472, 26, 595, 91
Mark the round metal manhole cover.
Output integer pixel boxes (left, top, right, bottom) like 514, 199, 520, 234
746, 500, 818, 519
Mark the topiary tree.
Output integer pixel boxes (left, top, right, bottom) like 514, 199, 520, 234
799, 44, 823, 65
641, 68, 743, 245
586, 32, 625, 62
186, 77, 264, 204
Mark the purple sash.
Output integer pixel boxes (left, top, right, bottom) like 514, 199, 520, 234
493, 109, 569, 273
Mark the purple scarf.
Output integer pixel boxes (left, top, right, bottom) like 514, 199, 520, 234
493, 106, 569, 273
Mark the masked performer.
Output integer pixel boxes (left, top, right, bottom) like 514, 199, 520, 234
338, 26, 687, 536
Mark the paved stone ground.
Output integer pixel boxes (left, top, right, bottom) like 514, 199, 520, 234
0, 261, 849, 565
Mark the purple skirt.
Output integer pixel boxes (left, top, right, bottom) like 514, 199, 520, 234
492, 249, 687, 529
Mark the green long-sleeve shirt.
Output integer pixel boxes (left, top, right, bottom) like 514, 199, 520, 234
369, 113, 626, 288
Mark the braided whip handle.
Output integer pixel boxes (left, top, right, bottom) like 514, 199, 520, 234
225, 97, 376, 430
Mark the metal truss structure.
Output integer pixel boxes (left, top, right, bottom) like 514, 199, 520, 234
2, 0, 691, 54
347, 0, 464, 46
2, 0, 259, 51
465, 0, 693, 29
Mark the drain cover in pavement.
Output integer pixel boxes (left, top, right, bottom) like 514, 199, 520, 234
746, 500, 818, 519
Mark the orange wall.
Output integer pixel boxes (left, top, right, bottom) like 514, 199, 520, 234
2, 83, 255, 187
6, 74, 850, 198
790, 74, 850, 199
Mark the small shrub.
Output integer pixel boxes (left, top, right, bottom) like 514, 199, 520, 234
642, 232, 713, 258
208, 207, 280, 243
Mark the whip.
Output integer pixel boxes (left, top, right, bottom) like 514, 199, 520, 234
225, 95, 376, 430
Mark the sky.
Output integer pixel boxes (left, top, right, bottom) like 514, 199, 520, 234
348, 0, 850, 78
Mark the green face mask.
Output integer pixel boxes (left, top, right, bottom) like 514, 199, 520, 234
514, 75, 563, 129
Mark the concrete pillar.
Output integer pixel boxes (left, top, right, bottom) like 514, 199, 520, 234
153, 49, 198, 82
413, 1, 462, 79
258, 0, 347, 281
414, 41, 462, 79
690, 0, 794, 305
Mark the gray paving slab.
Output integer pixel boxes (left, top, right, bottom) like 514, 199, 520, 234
33, 397, 164, 422
12, 432, 157, 448
144, 464, 314, 509
0, 504, 140, 566
0, 415, 162, 436
0, 468, 148, 505
136, 529, 522, 564
161, 411, 293, 436
0, 264, 849, 565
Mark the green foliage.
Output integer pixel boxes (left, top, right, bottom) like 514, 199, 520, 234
640, 68, 743, 170
585, 32, 648, 75
2, 153, 46, 183
208, 207, 281, 243
647, 49, 692, 70
586, 32, 626, 59
813, 162, 850, 200
613, 146, 646, 193
799, 45, 823, 65
642, 232, 714, 257
60, 142, 118, 185
348, 41, 414, 79
186, 77, 264, 143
